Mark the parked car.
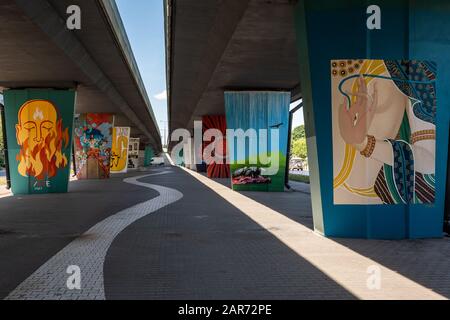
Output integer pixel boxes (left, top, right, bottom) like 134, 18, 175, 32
289, 158, 304, 171
151, 157, 165, 166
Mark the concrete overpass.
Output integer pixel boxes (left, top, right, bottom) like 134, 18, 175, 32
165, 0, 450, 239
0, 0, 161, 151
165, 0, 301, 135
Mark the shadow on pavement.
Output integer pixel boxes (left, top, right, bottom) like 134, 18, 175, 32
104, 167, 354, 300
240, 190, 314, 231
0, 171, 160, 299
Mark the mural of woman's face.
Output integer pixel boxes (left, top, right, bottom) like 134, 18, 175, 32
369, 76, 406, 115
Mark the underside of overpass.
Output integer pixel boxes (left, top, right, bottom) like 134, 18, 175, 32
165, 0, 301, 136
0, 0, 449, 302
0, 0, 161, 151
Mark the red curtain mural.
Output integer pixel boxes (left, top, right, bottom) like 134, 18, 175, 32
202, 115, 230, 178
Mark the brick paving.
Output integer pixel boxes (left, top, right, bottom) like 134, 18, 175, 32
0, 171, 159, 299
0, 164, 449, 300
0, 187, 10, 198
5, 170, 182, 300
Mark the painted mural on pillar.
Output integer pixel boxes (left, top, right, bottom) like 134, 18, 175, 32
202, 115, 230, 178
332, 60, 437, 205
225, 92, 290, 192
110, 127, 130, 173
3, 90, 75, 194
144, 146, 154, 167
74, 114, 113, 180
128, 138, 140, 169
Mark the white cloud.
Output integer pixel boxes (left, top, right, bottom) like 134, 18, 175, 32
154, 89, 167, 101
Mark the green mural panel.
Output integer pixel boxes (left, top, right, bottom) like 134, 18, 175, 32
225, 91, 290, 192
3, 89, 76, 195
144, 146, 154, 167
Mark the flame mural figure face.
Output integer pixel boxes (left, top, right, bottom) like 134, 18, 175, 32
15, 100, 70, 180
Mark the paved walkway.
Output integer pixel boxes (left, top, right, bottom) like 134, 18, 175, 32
288, 181, 311, 194
0, 186, 10, 198
289, 170, 310, 176
0, 164, 449, 300
5, 170, 183, 300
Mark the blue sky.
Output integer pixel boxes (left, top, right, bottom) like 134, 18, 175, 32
116, 0, 168, 138
116, 0, 304, 141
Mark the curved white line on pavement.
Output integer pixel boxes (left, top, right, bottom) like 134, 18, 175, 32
5, 171, 183, 300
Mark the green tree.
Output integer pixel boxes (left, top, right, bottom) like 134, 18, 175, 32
292, 125, 306, 141
292, 138, 308, 159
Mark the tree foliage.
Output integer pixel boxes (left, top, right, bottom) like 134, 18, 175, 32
292, 138, 308, 159
292, 125, 305, 141
290, 125, 308, 159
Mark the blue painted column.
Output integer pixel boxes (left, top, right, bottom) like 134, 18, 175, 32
225, 91, 290, 192
294, 0, 450, 239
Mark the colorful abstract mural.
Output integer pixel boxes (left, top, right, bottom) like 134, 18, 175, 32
110, 127, 130, 173
202, 115, 230, 178
332, 60, 437, 205
225, 92, 290, 192
74, 114, 113, 180
3, 89, 75, 195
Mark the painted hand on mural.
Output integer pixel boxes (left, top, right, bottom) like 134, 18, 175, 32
333, 60, 437, 205
338, 76, 378, 146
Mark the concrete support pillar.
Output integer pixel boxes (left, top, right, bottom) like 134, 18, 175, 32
128, 138, 140, 169
111, 127, 130, 174
73, 114, 113, 180
202, 115, 230, 178
225, 91, 290, 192
144, 146, 154, 167
184, 137, 196, 170
294, 0, 450, 239
3, 89, 76, 195
192, 139, 202, 172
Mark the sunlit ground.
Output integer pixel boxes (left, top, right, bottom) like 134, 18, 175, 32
180, 165, 449, 300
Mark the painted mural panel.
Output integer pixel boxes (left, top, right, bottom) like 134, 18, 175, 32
202, 115, 230, 179
128, 138, 140, 169
74, 114, 113, 180
3, 89, 75, 195
144, 146, 154, 167
110, 127, 130, 173
225, 92, 290, 192
332, 60, 437, 205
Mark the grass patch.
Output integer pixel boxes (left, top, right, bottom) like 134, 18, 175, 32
289, 174, 310, 184
0, 177, 6, 186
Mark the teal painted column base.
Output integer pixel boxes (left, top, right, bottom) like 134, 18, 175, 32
294, 0, 450, 239
3, 89, 76, 195
144, 146, 154, 167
